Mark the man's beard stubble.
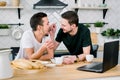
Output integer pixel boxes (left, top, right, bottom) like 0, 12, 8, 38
63, 29, 72, 34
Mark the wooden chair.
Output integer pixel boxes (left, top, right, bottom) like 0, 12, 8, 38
92, 44, 99, 58
90, 32, 99, 58
90, 32, 98, 44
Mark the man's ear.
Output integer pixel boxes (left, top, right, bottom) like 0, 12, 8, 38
71, 24, 76, 28
37, 25, 42, 30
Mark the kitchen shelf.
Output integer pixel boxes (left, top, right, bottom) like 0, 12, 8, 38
72, 6, 109, 9
74, 0, 108, 19
103, 0, 105, 4
72, 6, 109, 19
0, 6, 23, 19
0, 23, 24, 26
80, 22, 108, 24
0, 6, 23, 8
75, 0, 106, 4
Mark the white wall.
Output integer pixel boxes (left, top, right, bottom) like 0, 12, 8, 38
0, 0, 119, 50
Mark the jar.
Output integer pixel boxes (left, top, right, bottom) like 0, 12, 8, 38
11, 0, 20, 6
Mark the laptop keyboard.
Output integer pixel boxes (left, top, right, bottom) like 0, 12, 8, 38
89, 63, 102, 70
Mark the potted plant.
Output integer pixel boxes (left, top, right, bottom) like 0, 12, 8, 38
101, 28, 120, 40
94, 21, 104, 33
0, 24, 10, 35
84, 23, 91, 28
84, 23, 91, 31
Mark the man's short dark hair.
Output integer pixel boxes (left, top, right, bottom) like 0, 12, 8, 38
61, 11, 79, 26
30, 12, 47, 31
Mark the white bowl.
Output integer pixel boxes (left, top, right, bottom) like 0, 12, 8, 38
39, 61, 49, 65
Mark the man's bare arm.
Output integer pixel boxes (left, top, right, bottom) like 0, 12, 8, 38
54, 41, 60, 50
24, 44, 47, 59
39, 47, 54, 60
78, 45, 91, 61
39, 40, 60, 60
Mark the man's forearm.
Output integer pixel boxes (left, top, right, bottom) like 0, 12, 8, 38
77, 54, 86, 61
39, 49, 54, 60
77, 46, 91, 61
53, 40, 60, 50
30, 46, 47, 59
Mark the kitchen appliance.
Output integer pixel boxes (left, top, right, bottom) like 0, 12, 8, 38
33, 0, 68, 9
0, 49, 13, 79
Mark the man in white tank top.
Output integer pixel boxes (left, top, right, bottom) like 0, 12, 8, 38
15, 12, 56, 60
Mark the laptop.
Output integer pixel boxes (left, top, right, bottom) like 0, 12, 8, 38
77, 40, 119, 73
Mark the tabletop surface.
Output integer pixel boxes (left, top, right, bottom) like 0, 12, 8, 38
7, 59, 120, 80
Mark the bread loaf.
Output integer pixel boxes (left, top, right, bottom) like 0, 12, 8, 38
11, 59, 32, 69
35, 61, 44, 69
11, 59, 45, 70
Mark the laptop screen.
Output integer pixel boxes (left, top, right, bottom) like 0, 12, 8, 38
77, 40, 119, 73
103, 40, 119, 72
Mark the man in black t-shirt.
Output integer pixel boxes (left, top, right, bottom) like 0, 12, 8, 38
52, 11, 93, 64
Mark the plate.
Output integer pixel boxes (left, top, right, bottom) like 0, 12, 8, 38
39, 61, 50, 65
45, 63, 56, 68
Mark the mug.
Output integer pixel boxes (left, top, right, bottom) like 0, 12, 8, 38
86, 54, 94, 62
51, 57, 63, 65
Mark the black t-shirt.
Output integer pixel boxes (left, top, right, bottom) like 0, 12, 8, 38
55, 23, 93, 55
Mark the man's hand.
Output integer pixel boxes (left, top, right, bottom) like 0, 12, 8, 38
49, 23, 56, 39
63, 55, 77, 64
78, 54, 86, 61
40, 42, 47, 52
38, 39, 54, 60
45, 39, 55, 49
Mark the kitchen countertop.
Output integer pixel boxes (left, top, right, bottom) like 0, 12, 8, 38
84, 76, 120, 80
7, 59, 120, 80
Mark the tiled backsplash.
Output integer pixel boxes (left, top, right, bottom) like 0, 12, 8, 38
0, 0, 119, 49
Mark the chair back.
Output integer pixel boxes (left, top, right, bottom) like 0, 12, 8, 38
92, 44, 99, 58
10, 47, 19, 60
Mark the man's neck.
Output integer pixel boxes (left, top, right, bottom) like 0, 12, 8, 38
33, 31, 44, 43
69, 27, 78, 36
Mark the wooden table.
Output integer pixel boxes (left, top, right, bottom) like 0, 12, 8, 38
7, 60, 120, 80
